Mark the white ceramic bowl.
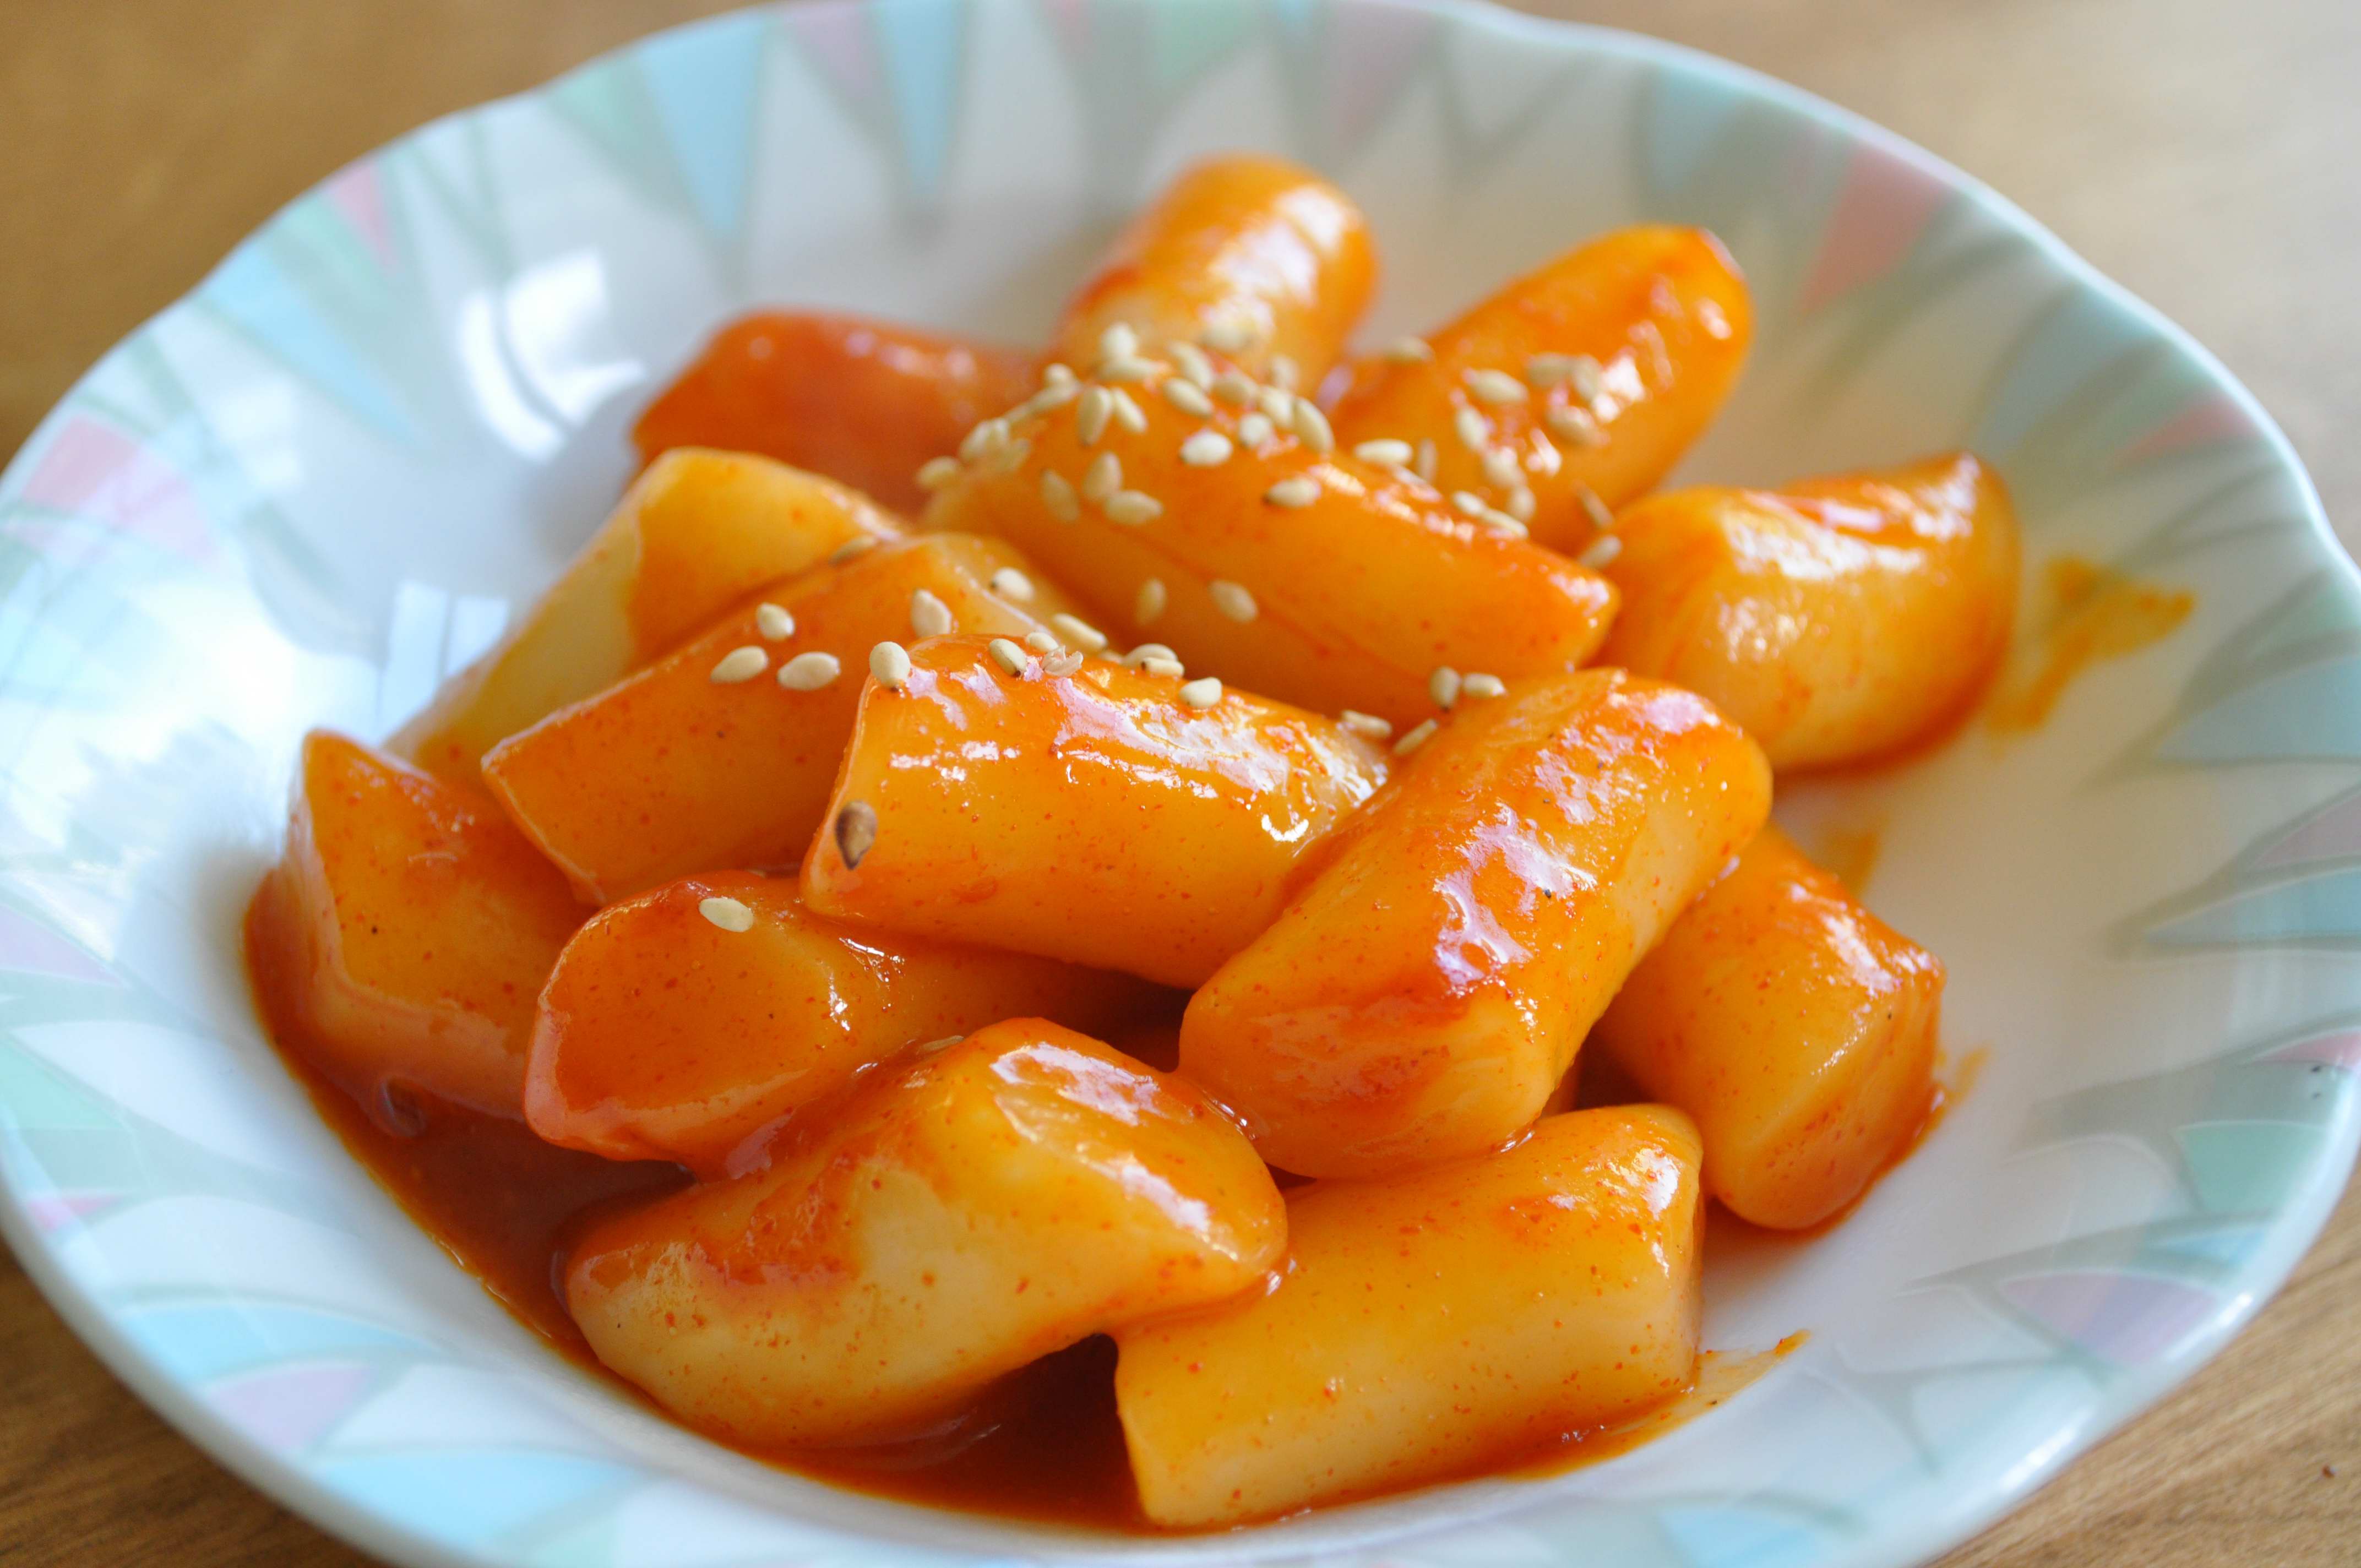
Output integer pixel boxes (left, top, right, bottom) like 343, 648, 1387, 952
2, 2, 2352, 1564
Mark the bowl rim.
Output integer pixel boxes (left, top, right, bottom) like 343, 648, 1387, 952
1, 2, 2350, 1566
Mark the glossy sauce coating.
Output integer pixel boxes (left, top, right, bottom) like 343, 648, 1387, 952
396, 450, 905, 779
1182, 670, 1770, 1178
923, 354, 1618, 728
1601, 451, 2019, 771
633, 313, 1039, 513
1593, 825, 1944, 1229
801, 636, 1389, 988
252, 732, 585, 1121
566, 1020, 1286, 1447
1053, 154, 1376, 384
1113, 1106, 1705, 1527
1327, 226, 1751, 552
526, 870, 1160, 1177
481, 533, 1073, 902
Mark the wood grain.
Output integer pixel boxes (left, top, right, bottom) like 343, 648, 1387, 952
2, 1, 2355, 1564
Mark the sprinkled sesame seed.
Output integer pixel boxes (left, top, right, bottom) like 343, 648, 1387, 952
988, 638, 1029, 676
1461, 673, 1507, 700
959, 417, 1008, 463
916, 455, 962, 492
1200, 314, 1257, 355
1237, 411, 1276, 448
1138, 655, 1185, 679
1135, 578, 1167, 625
1162, 377, 1215, 417
1525, 353, 1575, 389
1040, 470, 1080, 521
1209, 580, 1259, 623
1292, 400, 1334, 453
1579, 486, 1615, 530
1020, 382, 1078, 417
1024, 630, 1062, 655
1506, 486, 1537, 522
1465, 368, 1528, 404
1455, 405, 1491, 451
1269, 355, 1301, 393
988, 435, 1032, 474
1451, 490, 1488, 516
1043, 362, 1077, 387
829, 535, 879, 565
1394, 718, 1439, 756
1043, 650, 1085, 677
1178, 676, 1223, 709
1109, 388, 1147, 433
1479, 509, 1529, 538
1381, 336, 1433, 364
1211, 369, 1257, 406
1181, 430, 1234, 467
909, 589, 954, 639
1354, 438, 1413, 466
1579, 534, 1623, 569
917, 1033, 964, 1054
1482, 447, 1523, 490
833, 801, 878, 869
1265, 475, 1320, 509
1258, 386, 1294, 424
1170, 341, 1215, 388
1100, 355, 1158, 383
1339, 709, 1394, 739
1099, 323, 1140, 362
1546, 404, 1607, 447
1051, 613, 1109, 652
699, 896, 755, 932
1429, 666, 1462, 709
755, 603, 795, 640
1076, 385, 1113, 445
1127, 643, 1177, 666
870, 640, 913, 688
1081, 451, 1122, 503
1415, 438, 1438, 482
1105, 489, 1162, 526
777, 650, 842, 690
710, 646, 769, 684
990, 567, 1035, 602
1568, 354, 1606, 402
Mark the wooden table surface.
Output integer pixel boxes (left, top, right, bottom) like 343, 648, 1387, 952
3, 1, 2355, 1564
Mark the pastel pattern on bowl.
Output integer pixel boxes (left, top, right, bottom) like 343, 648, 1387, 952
0, 1, 2353, 1565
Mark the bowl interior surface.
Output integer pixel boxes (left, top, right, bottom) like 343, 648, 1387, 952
1, 2, 2354, 1566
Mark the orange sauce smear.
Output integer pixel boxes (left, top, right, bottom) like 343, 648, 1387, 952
1988, 556, 2195, 734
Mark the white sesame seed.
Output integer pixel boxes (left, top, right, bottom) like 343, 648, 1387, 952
1579, 533, 1623, 569
1568, 354, 1605, 402
710, 645, 769, 684
1415, 438, 1438, 482
1105, 489, 1163, 526
1533, 432, 1563, 467
1043, 362, 1077, 388
1429, 666, 1462, 710
1178, 676, 1223, 709
990, 567, 1035, 602
755, 603, 795, 640
1354, 438, 1413, 466
1081, 451, 1122, 503
917, 1033, 964, 1054
1040, 470, 1080, 521
1209, 580, 1259, 623
959, 417, 1008, 463
988, 638, 1029, 676
1381, 336, 1433, 365
1024, 630, 1061, 655
1019, 382, 1078, 417
1339, 709, 1394, 739
1138, 655, 1185, 679
1506, 486, 1537, 522
1292, 400, 1334, 453
1050, 612, 1109, 652
1135, 578, 1167, 625
1126, 643, 1177, 666
777, 650, 842, 690
1265, 475, 1320, 508
1461, 672, 1507, 700
916, 455, 962, 492
1237, 411, 1276, 448
1211, 370, 1257, 406
1109, 388, 1147, 433
991, 435, 1033, 474
870, 640, 913, 688
1258, 386, 1294, 424
1482, 447, 1523, 490
1169, 341, 1215, 389
1465, 368, 1528, 404
1394, 718, 1439, 756
1451, 490, 1488, 516
1579, 486, 1615, 531
1454, 405, 1492, 451
1100, 355, 1158, 384
1525, 353, 1575, 389
909, 589, 954, 639
829, 535, 879, 565
1180, 430, 1234, 466
699, 895, 755, 932
1479, 509, 1529, 538
1099, 323, 1140, 363
1200, 314, 1257, 355
1043, 650, 1085, 677
1546, 404, 1607, 447
1077, 385, 1113, 445
1269, 355, 1301, 393
1162, 377, 1215, 417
